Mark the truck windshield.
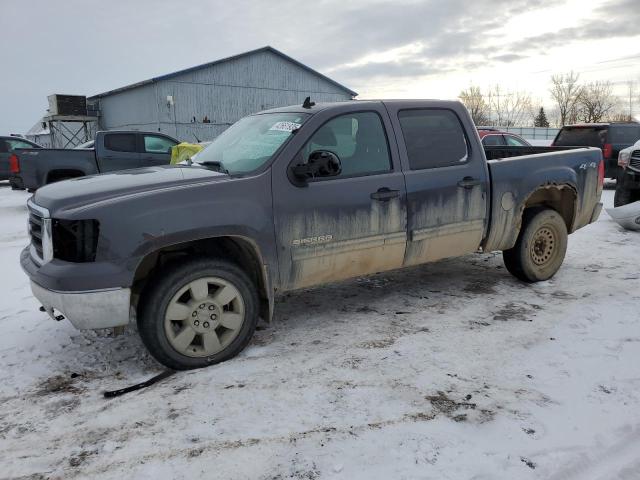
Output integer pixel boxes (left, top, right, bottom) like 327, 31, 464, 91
554, 127, 606, 147
193, 113, 309, 174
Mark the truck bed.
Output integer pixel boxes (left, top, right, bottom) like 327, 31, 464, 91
10, 148, 96, 191
483, 145, 579, 161
482, 147, 602, 252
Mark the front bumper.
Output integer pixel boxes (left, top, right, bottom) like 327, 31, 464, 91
30, 280, 131, 330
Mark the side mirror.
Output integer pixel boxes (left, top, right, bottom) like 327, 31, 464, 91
291, 150, 342, 182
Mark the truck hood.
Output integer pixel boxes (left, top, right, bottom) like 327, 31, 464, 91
34, 165, 226, 214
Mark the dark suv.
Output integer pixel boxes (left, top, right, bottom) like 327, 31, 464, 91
552, 123, 640, 179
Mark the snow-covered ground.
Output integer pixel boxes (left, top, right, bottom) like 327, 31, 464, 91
527, 139, 553, 146
1, 181, 639, 480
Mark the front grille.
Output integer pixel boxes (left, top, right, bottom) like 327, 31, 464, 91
629, 150, 640, 172
27, 200, 52, 265
28, 211, 44, 260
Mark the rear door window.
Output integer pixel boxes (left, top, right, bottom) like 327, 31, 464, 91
482, 135, 506, 146
554, 127, 606, 147
104, 133, 137, 152
398, 109, 468, 169
504, 135, 529, 146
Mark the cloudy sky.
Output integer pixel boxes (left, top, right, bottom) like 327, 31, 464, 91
1, 0, 639, 134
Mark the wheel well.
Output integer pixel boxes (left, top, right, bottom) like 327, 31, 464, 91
46, 169, 84, 184
131, 236, 270, 322
523, 185, 576, 232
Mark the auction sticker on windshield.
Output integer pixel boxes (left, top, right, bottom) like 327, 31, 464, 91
269, 121, 301, 132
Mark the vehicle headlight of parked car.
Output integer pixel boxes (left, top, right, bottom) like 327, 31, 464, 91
618, 150, 630, 168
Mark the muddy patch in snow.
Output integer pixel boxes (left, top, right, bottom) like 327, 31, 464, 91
36, 373, 86, 396
492, 302, 542, 322
357, 338, 395, 349
426, 391, 494, 423
464, 280, 498, 295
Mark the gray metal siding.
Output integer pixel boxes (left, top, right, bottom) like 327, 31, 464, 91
97, 49, 353, 141
98, 84, 160, 131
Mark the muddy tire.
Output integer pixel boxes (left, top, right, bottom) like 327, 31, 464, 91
502, 208, 568, 283
138, 257, 259, 370
614, 183, 633, 207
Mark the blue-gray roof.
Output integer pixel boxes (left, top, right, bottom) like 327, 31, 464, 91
88, 46, 357, 99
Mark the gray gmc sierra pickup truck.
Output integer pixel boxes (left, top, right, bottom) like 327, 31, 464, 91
9, 130, 179, 191
21, 100, 604, 370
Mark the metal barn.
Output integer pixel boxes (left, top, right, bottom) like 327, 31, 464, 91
88, 46, 357, 141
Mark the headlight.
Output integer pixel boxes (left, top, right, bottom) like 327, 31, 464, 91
618, 151, 630, 168
52, 219, 100, 262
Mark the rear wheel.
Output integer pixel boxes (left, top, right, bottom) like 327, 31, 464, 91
138, 258, 259, 370
503, 208, 568, 283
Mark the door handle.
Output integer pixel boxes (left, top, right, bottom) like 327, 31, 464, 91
457, 177, 482, 189
370, 188, 400, 201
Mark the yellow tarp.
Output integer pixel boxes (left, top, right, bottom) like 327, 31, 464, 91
170, 143, 204, 164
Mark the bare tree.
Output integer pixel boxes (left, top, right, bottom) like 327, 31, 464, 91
608, 111, 633, 122
626, 81, 635, 120
549, 71, 582, 126
576, 81, 617, 123
486, 85, 533, 127
459, 86, 490, 125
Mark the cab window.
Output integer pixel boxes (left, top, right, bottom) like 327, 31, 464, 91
144, 135, 177, 153
301, 112, 391, 178
104, 133, 137, 152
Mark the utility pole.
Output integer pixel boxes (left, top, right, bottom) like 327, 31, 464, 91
629, 81, 634, 121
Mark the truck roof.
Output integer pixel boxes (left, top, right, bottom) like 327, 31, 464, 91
562, 122, 640, 128
257, 99, 465, 115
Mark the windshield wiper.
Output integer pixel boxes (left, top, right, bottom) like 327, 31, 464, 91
197, 160, 230, 174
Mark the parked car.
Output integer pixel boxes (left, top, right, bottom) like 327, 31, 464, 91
477, 128, 531, 147
74, 140, 95, 149
9, 130, 179, 191
0, 136, 42, 181
21, 100, 604, 370
552, 122, 640, 179
614, 139, 640, 206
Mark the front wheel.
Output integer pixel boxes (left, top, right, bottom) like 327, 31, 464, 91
503, 208, 568, 283
138, 258, 259, 370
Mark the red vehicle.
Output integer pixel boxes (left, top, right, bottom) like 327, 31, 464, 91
477, 128, 531, 147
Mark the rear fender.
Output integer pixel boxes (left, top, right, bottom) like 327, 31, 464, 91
484, 162, 579, 252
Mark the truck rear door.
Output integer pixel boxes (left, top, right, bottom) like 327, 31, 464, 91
272, 104, 407, 290
385, 103, 489, 266
95, 132, 141, 172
